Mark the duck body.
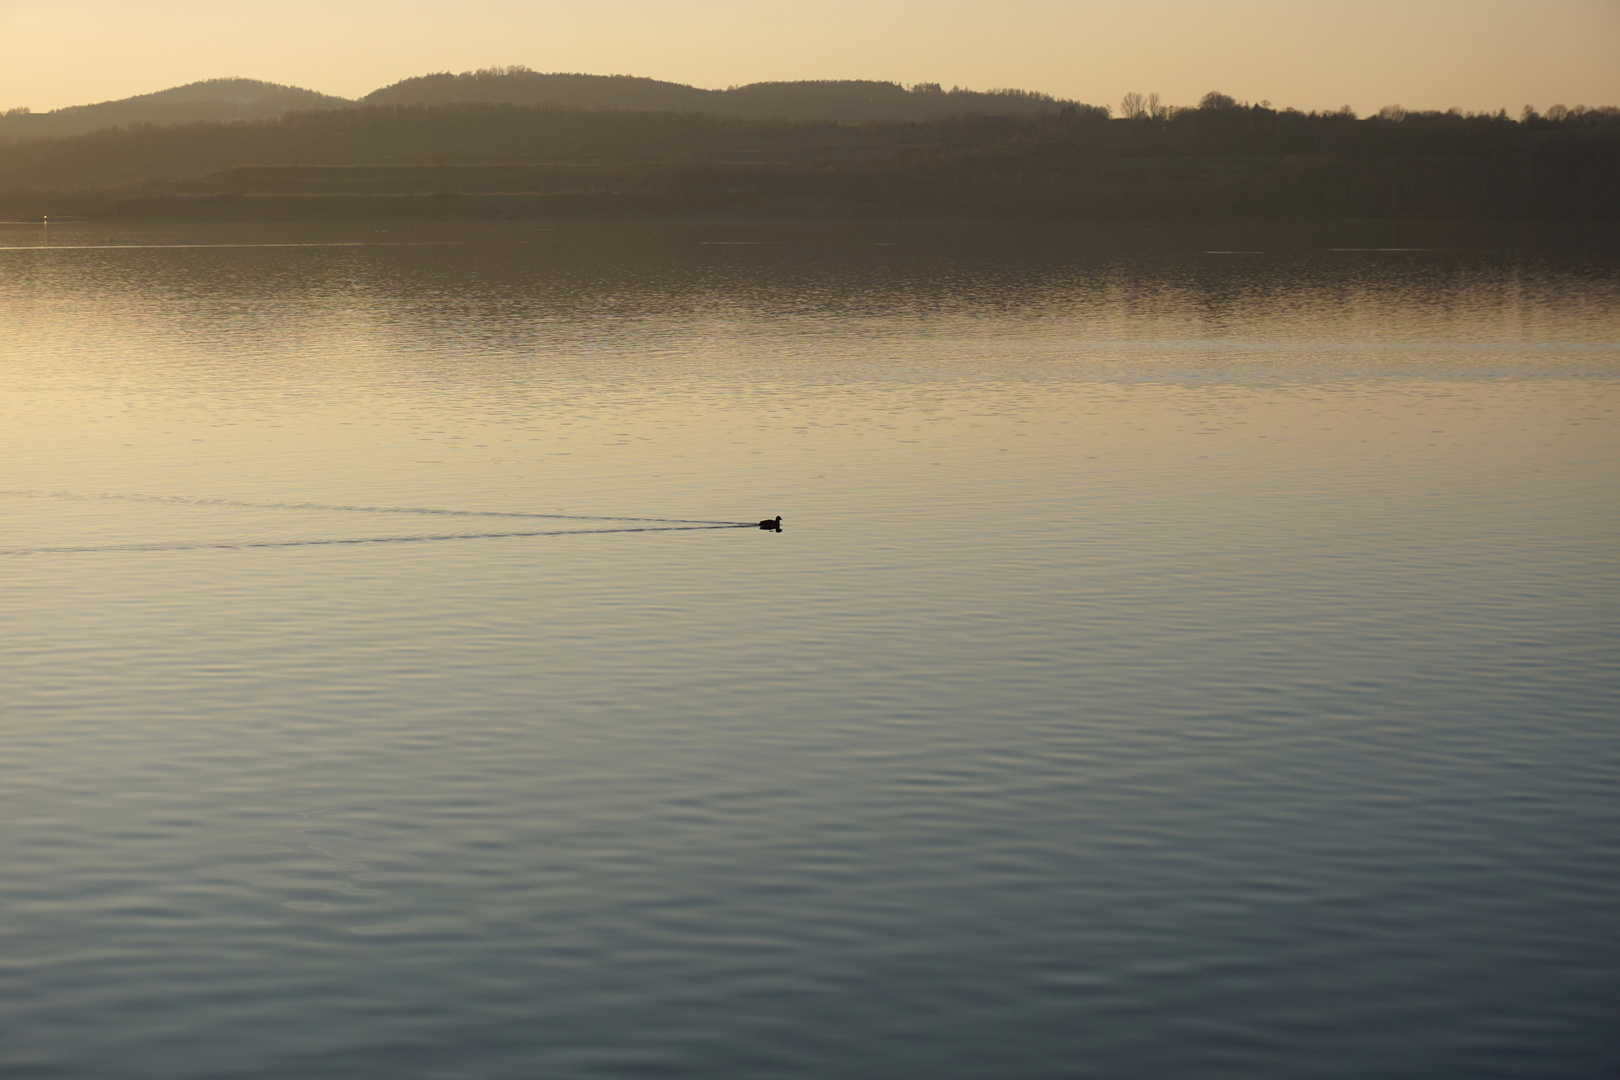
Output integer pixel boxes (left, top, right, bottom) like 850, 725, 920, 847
758, 516, 782, 531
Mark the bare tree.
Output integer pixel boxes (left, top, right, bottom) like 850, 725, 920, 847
1148, 95, 1181, 120
1120, 91, 1146, 120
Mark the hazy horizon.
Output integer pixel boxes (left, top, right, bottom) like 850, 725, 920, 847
2, 0, 1617, 116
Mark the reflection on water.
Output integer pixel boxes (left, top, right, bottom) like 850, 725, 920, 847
1, 221, 1617, 1079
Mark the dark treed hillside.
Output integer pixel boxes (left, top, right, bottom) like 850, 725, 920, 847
362, 72, 712, 112
0, 79, 353, 143
0, 69, 1082, 146
1, 99, 1616, 221
361, 67, 1080, 122
0, 106, 831, 191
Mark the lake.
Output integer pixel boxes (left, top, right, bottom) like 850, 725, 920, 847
2, 219, 1617, 1078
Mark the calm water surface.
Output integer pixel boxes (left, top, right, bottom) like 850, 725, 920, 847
1, 221, 1617, 1078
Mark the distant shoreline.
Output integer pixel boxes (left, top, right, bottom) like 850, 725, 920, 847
3, 196, 1617, 228
3, 218, 1614, 259
4, 103, 1616, 226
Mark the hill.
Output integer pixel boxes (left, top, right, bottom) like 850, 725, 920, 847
0, 70, 1082, 146
361, 68, 1076, 123
0, 78, 353, 143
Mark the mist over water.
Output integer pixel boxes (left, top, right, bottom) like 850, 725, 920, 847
2, 221, 1617, 1079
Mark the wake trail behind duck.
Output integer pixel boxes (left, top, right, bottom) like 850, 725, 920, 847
0, 489, 751, 526
2, 523, 754, 555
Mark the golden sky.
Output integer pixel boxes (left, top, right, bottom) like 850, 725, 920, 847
2, 0, 1616, 115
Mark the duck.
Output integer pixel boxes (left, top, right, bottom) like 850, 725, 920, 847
758, 516, 782, 531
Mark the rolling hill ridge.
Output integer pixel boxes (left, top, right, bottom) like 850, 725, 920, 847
0, 68, 1080, 145
0, 78, 353, 141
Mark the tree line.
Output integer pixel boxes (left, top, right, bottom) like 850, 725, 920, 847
0, 94, 1614, 221
359, 68, 1088, 124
